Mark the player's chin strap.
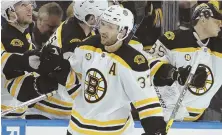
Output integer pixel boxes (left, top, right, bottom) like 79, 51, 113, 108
193, 32, 210, 47
104, 33, 127, 52
1, 91, 57, 117
166, 33, 209, 134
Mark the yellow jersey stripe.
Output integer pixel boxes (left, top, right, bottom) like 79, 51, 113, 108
79, 45, 131, 69
133, 97, 159, 108
57, 22, 65, 48
172, 47, 222, 58
71, 109, 128, 126
10, 75, 26, 97
1, 105, 27, 113
1, 53, 11, 64
109, 53, 131, 69
186, 107, 206, 113
66, 70, 76, 89
139, 108, 163, 119
150, 61, 168, 77
69, 116, 131, 135
47, 97, 73, 107
129, 40, 141, 45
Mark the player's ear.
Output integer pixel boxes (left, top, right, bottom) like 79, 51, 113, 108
119, 28, 127, 39
87, 15, 96, 25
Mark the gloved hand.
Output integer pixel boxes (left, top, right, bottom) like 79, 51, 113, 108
34, 75, 58, 95
173, 65, 207, 88
38, 45, 64, 75
38, 45, 71, 86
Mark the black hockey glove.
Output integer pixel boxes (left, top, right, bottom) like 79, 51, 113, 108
141, 129, 166, 135
34, 75, 58, 95
173, 65, 207, 88
39, 45, 71, 86
38, 45, 64, 75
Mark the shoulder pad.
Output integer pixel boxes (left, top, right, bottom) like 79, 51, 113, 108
114, 45, 149, 72
159, 29, 195, 50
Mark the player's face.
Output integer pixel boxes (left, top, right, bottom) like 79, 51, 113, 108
98, 20, 119, 46
38, 14, 62, 36
204, 17, 222, 37
14, 1, 34, 25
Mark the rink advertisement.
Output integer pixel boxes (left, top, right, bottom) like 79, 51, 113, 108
1, 119, 222, 135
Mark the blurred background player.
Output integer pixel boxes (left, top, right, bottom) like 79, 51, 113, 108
149, 3, 222, 122
33, 2, 63, 49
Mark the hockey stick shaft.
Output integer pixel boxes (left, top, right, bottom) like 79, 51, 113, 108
1, 91, 57, 116
166, 47, 208, 134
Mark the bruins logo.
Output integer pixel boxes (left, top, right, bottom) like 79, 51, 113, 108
84, 68, 107, 103
164, 31, 175, 40
70, 38, 81, 43
188, 64, 214, 96
185, 54, 191, 61
134, 55, 145, 65
85, 53, 92, 60
10, 39, 24, 47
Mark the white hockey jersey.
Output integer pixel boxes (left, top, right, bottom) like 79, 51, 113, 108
149, 29, 222, 121
66, 35, 164, 135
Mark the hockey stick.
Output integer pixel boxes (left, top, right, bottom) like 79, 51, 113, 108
1, 91, 57, 116
165, 46, 208, 134
124, 2, 146, 44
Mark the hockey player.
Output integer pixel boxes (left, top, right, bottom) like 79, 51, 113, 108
1, 1, 64, 119
46, 0, 112, 54
39, 5, 167, 135
149, 3, 222, 122
38, 4, 209, 134
1, 1, 41, 118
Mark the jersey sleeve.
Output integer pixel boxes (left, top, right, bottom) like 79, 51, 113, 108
45, 22, 64, 49
148, 31, 176, 64
120, 67, 166, 134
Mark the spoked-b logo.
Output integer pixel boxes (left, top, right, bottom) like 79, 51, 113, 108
1, 120, 25, 135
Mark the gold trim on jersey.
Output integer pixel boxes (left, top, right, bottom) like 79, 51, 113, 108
133, 97, 163, 119
143, 46, 152, 51
34, 102, 72, 116
129, 40, 141, 45
47, 97, 73, 107
1, 51, 12, 70
57, 22, 65, 48
1, 42, 6, 51
148, 58, 168, 77
172, 47, 222, 58
183, 107, 206, 121
9, 75, 27, 97
79, 45, 131, 69
1, 105, 27, 114
66, 70, 76, 89
69, 109, 131, 135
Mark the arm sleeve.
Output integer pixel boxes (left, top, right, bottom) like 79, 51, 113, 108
120, 67, 166, 134
3, 73, 40, 102
1, 46, 26, 80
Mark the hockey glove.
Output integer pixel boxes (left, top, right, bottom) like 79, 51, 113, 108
173, 65, 207, 88
39, 45, 71, 86
38, 45, 63, 75
190, 66, 207, 88
34, 75, 58, 95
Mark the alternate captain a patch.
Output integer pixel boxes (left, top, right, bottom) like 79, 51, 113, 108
84, 68, 107, 103
10, 39, 24, 47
